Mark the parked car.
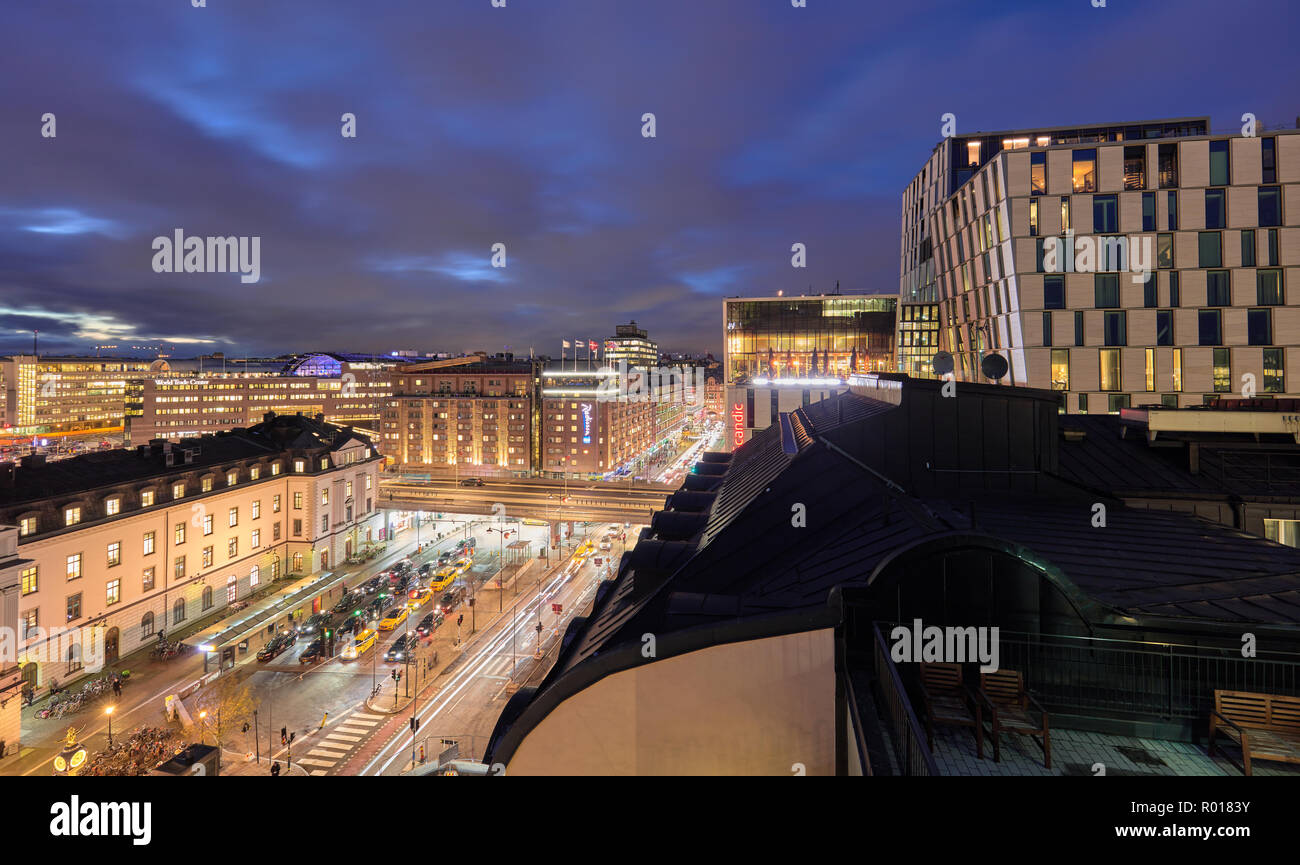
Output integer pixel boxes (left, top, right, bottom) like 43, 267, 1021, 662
385, 633, 415, 662
438, 586, 467, 615
459, 477, 485, 487
257, 634, 293, 662
298, 639, 327, 663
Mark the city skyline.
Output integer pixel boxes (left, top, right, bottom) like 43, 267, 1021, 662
4, 0, 1298, 360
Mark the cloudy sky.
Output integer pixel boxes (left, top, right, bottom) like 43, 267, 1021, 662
1, 0, 1296, 359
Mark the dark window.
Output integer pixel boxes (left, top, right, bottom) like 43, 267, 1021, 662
1142, 278, 1157, 308
1079, 393, 1089, 413
1257, 269, 1283, 305
1258, 186, 1281, 227
1209, 140, 1230, 186
1103, 310, 1126, 346
1241, 229, 1256, 267
1198, 309, 1222, 346
1248, 309, 1272, 346
1093, 194, 1118, 233
1035, 238, 1045, 273
1205, 188, 1225, 229
1169, 271, 1180, 307
1142, 191, 1156, 231
1198, 231, 1221, 268
1205, 270, 1231, 306
1074, 310, 1084, 346
1158, 143, 1178, 188
1094, 273, 1120, 308
1044, 274, 1065, 309
1161, 393, 1178, 408
1108, 394, 1131, 414
1156, 310, 1173, 346
1262, 138, 1277, 184
1123, 145, 1146, 190
1042, 311, 1053, 347
1167, 191, 1178, 229
1267, 229, 1279, 266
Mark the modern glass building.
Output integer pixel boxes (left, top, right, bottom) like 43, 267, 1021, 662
723, 294, 896, 385
722, 294, 897, 449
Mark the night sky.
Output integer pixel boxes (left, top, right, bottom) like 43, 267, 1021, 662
2, 0, 1296, 360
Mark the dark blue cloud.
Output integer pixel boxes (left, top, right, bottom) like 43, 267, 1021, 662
0, 0, 1295, 359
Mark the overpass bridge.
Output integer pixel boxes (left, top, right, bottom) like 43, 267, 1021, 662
378, 477, 675, 524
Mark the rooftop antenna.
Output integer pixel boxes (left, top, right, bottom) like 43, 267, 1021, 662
33, 330, 38, 357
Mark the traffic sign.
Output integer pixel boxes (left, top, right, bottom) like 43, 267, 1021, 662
551, 603, 563, 614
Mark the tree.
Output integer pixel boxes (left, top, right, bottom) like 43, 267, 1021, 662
192, 674, 256, 749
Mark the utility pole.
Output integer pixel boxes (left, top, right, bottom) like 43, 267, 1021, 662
253, 709, 260, 764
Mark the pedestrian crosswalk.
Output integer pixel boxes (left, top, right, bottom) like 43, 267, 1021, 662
301, 711, 384, 775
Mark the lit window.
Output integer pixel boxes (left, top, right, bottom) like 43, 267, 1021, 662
64, 507, 81, 527
106, 498, 120, 516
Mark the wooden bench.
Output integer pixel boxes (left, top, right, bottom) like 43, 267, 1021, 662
978, 669, 1051, 769
917, 662, 984, 759
1208, 689, 1300, 776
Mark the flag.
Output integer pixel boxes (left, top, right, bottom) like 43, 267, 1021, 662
588, 340, 597, 353
562, 340, 571, 348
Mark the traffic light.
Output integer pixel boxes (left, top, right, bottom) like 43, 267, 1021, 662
409, 717, 420, 733
457, 613, 464, 627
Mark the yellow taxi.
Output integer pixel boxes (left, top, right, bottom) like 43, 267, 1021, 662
575, 541, 595, 559
454, 557, 473, 573
341, 628, 377, 660
407, 588, 433, 611
430, 571, 456, 592
377, 607, 408, 631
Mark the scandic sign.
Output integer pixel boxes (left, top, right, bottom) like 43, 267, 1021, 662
731, 402, 744, 447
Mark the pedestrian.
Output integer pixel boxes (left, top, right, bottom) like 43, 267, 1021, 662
271, 760, 281, 777
281, 726, 287, 746
112, 679, 121, 698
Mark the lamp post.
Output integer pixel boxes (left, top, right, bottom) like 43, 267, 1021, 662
198, 710, 208, 745
105, 705, 115, 748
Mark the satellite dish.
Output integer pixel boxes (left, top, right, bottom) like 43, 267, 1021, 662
981, 352, 1009, 380
931, 351, 954, 376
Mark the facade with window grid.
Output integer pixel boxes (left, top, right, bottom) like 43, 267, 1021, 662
900, 117, 1299, 412
0, 413, 381, 691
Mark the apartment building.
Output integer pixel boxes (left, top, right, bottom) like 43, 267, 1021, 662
900, 116, 1300, 411
127, 352, 400, 444
380, 357, 535, 473
0, 412, 382, 690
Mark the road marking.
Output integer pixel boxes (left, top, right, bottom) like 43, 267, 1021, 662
350, 712, 385, 720
325, 732, 363, 743
335, 725, 371, 735
299, 758, 337, 767
310, 769, 329, 776
309, 747, 348, 758
343, 717, 378, 727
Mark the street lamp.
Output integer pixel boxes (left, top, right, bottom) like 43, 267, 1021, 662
105, 705, 115, 748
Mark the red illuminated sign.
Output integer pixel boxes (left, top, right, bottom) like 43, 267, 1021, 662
731, 402, 745, 448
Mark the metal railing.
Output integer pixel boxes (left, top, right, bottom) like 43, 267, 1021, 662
871, 624, 939, 776
966, 629, 1300, 723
